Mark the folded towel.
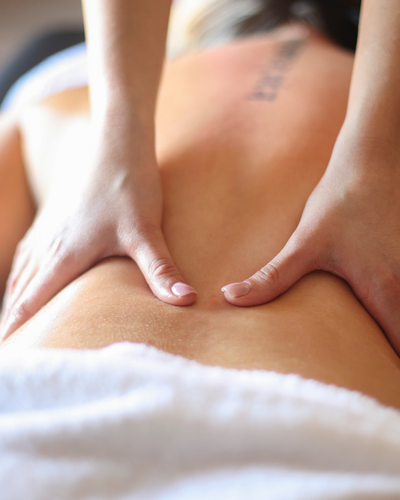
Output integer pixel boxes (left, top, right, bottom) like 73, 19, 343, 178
1, 342, 400, 499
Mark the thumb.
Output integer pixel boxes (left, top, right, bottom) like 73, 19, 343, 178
131, 228, 197, 306
222, 236, 315, 306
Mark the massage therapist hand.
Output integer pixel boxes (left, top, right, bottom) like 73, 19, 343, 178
0, 0, 197, 340
222, 0, 400, 355
222, 125, 400, 354
0, 118, 197, 340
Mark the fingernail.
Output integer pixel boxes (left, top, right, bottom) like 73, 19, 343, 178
171, 282, 197, 297
221, 281, 252, 298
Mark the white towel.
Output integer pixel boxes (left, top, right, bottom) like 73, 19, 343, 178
0, 43, 88, 112
1, 341, 400, 499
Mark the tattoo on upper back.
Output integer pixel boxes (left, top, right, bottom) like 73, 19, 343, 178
247, 39, 306, 102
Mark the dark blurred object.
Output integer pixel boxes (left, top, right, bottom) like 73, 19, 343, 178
0, 29, 85, 107
240, 0, 361, 52
316, 0, 361, 51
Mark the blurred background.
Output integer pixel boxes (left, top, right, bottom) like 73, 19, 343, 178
0, 0, 84, 104
0, 0, 83, 68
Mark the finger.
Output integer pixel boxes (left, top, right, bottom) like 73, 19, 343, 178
0, 254, 89, 341
3, 259, 38, 319
4, 244, 31, 306
132, 228, 197, 306
10, 240, 30, 277
221, 236, 316, 307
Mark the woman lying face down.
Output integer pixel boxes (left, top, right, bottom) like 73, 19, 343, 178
0, 22, 400, 410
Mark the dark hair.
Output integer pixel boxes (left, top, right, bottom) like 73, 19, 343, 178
238, 0, 361, 51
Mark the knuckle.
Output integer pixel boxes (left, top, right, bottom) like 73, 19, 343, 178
9, 300, 33, 324
148, 257, 178, 280
7, 271, 18, 289
47, 236, 65, 261
45, 241, 77, 271
6, 275, 18, 297
254, 262, 280, 287
15, 240, 25, 256
11, 245, 27, 271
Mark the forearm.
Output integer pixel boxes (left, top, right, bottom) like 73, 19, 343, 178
346, 0, 400, 141
82, 0, 172, 128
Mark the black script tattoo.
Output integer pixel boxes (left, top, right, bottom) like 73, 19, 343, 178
248, 39, 306, 102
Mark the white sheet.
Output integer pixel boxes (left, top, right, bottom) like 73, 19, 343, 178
1, 342, 400, 499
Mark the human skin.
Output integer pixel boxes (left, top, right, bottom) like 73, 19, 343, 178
0, 116, 35, 299
1, 27, 400, 410
3, 0, 400, 353
223, 0, 400, 355
0, 0, 198, 340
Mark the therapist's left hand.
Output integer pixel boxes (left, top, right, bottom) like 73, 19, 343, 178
221, 126, 400, 355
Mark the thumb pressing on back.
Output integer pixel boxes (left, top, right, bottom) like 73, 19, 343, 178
131, 225, 197, 306
221, 236, 315, 307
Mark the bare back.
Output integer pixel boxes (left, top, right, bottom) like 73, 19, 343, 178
3, 25, 400, 409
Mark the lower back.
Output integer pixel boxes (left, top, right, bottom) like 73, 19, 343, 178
9, 25, 400, 409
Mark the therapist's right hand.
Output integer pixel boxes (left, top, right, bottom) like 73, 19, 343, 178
0, 122, 197, 341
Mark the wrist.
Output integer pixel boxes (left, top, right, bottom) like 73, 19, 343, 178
341, 113, 400, 153
345, 91, 400, 143
89, 113, 157, 178
90, 97, 156, 159
328, 119, 400, 179
92, 96, 155, 131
